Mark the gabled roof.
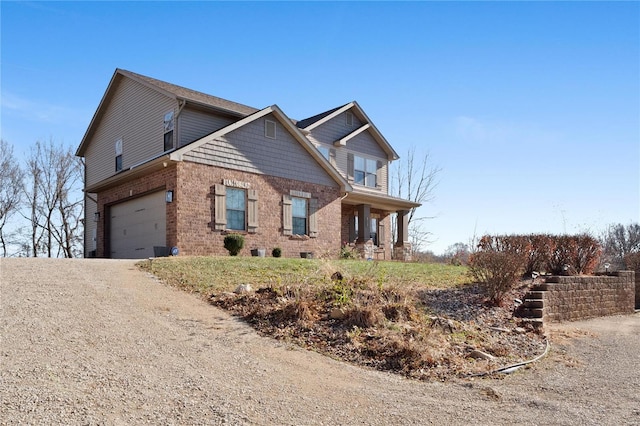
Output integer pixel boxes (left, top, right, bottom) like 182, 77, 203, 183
296, 101, 400, 161
76, 69, 258, 156
294, 104, 347, 129
171, 105, 352, 193
120, 69, 258, 116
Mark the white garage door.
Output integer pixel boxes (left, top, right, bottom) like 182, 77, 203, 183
110, 191, 166, 259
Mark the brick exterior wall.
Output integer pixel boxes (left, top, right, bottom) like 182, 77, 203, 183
93, 161, 404, 260
96, 165, 178, 258
532, 271, 636, 322
175, 162, 342, 258
340, 205, 392, 247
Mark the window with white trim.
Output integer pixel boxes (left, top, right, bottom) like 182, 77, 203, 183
292, 197, 307, 235
354, 155, 377, 187
115, 139, 123, 172
226, 187, 246, 231
164, 111, 174, 151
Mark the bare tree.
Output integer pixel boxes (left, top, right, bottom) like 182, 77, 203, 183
0, 140, 25, 257
390, 146, 441, 252
23, 139, 84, 258
601, 223, 640, 268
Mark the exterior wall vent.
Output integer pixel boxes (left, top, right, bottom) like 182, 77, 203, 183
265, 120, 276, 139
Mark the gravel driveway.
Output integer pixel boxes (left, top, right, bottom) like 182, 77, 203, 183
1, 258, 639, 425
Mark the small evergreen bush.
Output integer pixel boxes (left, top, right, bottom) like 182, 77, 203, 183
272, 247, 282, 258
223, 234, 244, 256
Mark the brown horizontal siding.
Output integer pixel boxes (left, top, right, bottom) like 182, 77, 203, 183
85, 77, 176, 186
178, 107, 236, 148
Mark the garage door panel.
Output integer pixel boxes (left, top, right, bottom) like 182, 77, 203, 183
110, 191, 166, 259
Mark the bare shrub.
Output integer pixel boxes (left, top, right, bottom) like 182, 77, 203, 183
525, 234, 555, 276
469, 235, 529, 305
548, 234, 601, 275
573, 234, 602, 274
282, 299, 318, 323
345, 306, 385, 328
383, 304, 419, 322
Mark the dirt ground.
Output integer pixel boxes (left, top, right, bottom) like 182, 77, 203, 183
1, 258, 639, 425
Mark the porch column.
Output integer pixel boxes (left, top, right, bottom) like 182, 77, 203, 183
357, 204, 371, 243
395, 209, 409, 246
395, 209, 412, 261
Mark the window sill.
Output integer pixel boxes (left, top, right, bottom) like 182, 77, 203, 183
288, 234, 312, 241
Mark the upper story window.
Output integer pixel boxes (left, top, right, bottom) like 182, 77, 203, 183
115, 139, 123, 172
164, 111, 174, 152
354, 155, 377, 188
226, 187, 246, 231
292, 197, 308, 235
265, 120, 276, 139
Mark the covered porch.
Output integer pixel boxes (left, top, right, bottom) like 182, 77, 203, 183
340, 191, 420, 261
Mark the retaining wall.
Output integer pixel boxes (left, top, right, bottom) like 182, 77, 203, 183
524, 271, 635, 323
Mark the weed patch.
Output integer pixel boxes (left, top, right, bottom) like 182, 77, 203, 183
139, 256, 546, 381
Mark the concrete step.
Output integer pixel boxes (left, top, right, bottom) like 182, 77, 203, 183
532, 283, 550, 291
521, 308, 544, 318
524, 299, 544, 309
526, 291, 546, 300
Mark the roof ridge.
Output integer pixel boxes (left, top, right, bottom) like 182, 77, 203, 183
118, 69, 259, 116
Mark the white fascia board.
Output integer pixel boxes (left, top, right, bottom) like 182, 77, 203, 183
270, 105, 352, 192
334, 123, 371, 147
303, 102, 355, 131
350, 101, 399, 161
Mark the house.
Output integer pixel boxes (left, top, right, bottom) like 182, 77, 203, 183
76, 69, 420, 259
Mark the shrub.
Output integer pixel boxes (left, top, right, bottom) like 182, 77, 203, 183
223, 234, 244, 256
525, 234, 555, 276
340, 244, 359, 259
573, 234, 602, 274
547, 234, 601, 275
469, 235, 529, 305
271, 247, 282, 258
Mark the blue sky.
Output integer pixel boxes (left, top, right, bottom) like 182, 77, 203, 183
2, 1, 638, 254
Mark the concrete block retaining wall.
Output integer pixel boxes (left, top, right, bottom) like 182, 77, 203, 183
522, 271, 635, 323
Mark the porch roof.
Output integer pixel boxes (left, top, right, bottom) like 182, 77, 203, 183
342, 190, 420, 213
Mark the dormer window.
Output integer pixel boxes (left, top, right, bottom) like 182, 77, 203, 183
346, 111, 354, 127
164, 111, 174, 151
265, 120, 276, 139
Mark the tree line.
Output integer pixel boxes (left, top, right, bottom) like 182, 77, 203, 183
0, 139, 84, 258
